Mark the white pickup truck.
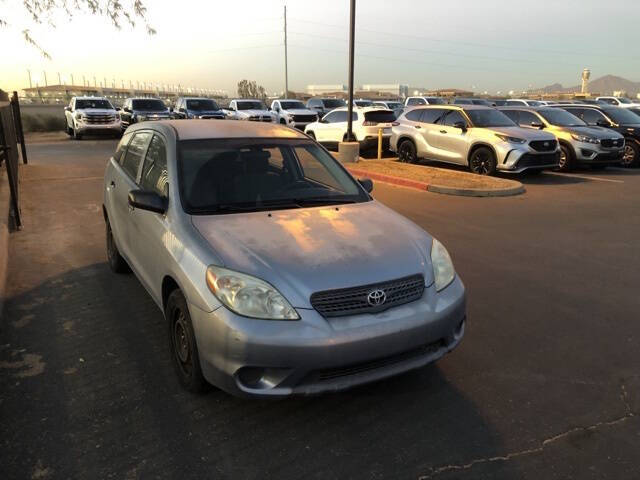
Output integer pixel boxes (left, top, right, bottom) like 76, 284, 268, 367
64, 96, 121, 139
270, 99, 319, 129
224, 99, 275, 122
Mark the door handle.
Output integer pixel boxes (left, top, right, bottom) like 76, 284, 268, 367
439, 130, 447, 134
110, 180, 116, 188
414, 125, 421, 129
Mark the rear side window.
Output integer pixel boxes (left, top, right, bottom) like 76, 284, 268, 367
421, 108, 447, 124
363, 110, 396, 123
404, 109, 423, 121
140, 135, 168, 196
121, 132, 152, 180
114, 133, 132, 162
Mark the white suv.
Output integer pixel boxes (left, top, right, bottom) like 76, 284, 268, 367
270, 99, 318, 129
405, 96, 447, 107
596, 96, 640, 108
64, 96, 121, 139
224, 99, 275, 122
304, 107, 397, 150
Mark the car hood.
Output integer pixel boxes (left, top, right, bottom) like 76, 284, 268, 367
563, 126, 624, 138
489, 126, 556, 140
191, 201, 435, 309
283, 108, 317, 115
237, 109, 273, 116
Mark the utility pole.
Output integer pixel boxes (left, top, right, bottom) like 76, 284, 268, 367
27, 69, 32, 88
43, 71, 48, 86
346, 0, 356, 142
58, 72, 61, 85
284, 5, 289, 99
71, 74, 74, 86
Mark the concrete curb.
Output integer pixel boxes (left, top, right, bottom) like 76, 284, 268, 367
0, 169, 10, 320
347, 167, 525, 197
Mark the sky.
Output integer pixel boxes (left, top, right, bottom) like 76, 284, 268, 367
2, 0, 640, 96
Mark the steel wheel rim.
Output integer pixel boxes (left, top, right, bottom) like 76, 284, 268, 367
173, 312, 192, 375
559, 149, 567, 168
400, 144, 414, 163
622, 145, 635, 165
106, 224, 116, 262
471, 151, 491, 174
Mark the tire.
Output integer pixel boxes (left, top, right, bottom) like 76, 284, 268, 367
66, 122, 73, 136
279, 119, 286, 125
166, 290, 208, 393
398, 139, 417, 164
73, 125, 83, 140
621, 141, 639, 167
558, 144, 573, 172
106, 218, 131, 273
469, 146, 497, 175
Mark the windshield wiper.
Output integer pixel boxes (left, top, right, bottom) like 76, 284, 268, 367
293, 197, 358, 206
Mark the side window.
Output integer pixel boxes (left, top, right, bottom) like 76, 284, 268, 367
323, 111, 340, 123
333, 111, 349, 122
114, 133, 133, 163
443, 110, 466, 127
601, 98, 616, 105
407, 98, 424, 106
518, 111, 539, 127
421, 108, 446, 124
404, 109, 423, 122
582, 109, 606, 125
139, 135, 168, 196
502, 110, 519, 123
121, 132, 152, 180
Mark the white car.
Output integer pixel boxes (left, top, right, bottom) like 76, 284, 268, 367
64, 96, 121, 140
405, 96, 447, 107
596, 96, 640, 109
224, 99, 275, 122
304, 106, 397, 150
270, 99, 319, 129
505, 99, 544, 107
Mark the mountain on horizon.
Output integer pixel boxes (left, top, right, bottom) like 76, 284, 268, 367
533, 75, 640, 97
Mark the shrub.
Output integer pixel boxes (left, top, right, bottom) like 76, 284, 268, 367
21, 114, 66, 132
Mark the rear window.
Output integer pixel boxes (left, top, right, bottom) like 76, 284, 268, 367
363, 110, 396, 123
322, 99, 346, 108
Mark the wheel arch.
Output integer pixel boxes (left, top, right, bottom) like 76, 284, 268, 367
162, 275, 182, 311
467, 142, 498, 166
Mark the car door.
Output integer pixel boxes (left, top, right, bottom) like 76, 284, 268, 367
315, 111, 343, 143
419, 108, 450, 161
107, 131, 153, 266
127, 133, 170, 301
433, 110, 469, 164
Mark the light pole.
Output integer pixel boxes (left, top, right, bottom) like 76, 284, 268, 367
346, 0, 356, 142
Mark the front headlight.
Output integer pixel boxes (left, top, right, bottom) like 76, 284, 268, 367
431, 238, 455, 292
571, 133, 600, 144
205, 266, 299, 320
495, 133, 526, 144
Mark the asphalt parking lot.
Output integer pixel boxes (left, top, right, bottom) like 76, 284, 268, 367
1, 137, 639, 479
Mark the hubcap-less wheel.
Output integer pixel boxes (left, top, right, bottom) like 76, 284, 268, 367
469, 149, 496, 175
399, 141, 416, 163
172, 311, 192, 377
622, 144, 637, 167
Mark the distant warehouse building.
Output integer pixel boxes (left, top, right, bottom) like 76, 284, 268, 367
307, 85, 348, 96
360, 84, 409, 98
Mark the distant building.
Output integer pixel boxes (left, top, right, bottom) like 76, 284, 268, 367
361, 84, 409, 98
306, 85, 347, 95
613, 90, 627, 97
426, 88, 474, 98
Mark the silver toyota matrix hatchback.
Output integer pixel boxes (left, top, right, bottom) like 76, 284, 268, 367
103, 120, 466, 397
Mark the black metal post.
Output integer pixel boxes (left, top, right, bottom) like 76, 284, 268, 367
11, 92, 28, 165
346, 0, 356, 142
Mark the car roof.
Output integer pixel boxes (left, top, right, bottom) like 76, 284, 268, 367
74, 96, 108, 100
331, 106, 393, 112
182, 97, 214, 100
129, 97, 164, 101
233, 98, 264, 102
130, 119, 309, 141
498, 106, 546, 110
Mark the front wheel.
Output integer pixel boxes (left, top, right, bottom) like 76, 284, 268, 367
621, 142, 639, 167
106, 219, 130, 273
398, 139, 417, 163
469, 147, 497, 175
73, 125, 83, 140
166, 290, 208, 393
558, 144, 573, 171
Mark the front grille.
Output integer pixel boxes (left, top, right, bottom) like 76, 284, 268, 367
85, 114, 115, 124
529, 139, 558, 152
292, 114, 317, 123
601, 138, 624, 148
314, 340, 443, 381
310, 274, 425, 318
199, 115, 224, 119
516, 152, 560, 169
248, 115, 272, 122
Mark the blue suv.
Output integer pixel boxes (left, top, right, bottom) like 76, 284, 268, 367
171, 97, 226, 120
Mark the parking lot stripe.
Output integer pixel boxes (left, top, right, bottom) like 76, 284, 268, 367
543, 172, 624, 183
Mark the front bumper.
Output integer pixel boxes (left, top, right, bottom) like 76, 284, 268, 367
497, 144, 560, 173
189, 276, 466, 397
75, 121, 121, 134
575, 145, 624, 164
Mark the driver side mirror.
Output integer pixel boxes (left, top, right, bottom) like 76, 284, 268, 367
64, 106, 70, 112
226, 106, 235, 111
531, 122, 545, 129
596, 119, 610, 127
128, 190, 167, 214
358, 178, 374, 193
454, 121, 468, 132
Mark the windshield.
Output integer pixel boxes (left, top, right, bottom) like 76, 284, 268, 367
279, 101, 306, 109
538, 109, 585, 127
354, 100, 373, 107
526, 101, 543, 107
466, 109, 516, 127
236, 101, 266, 110
178, 139, 368, 214
603, 107, 640, 124
131, 99, 167, 111
472, 99, 492, 106
385, 102, 403, 109
322, 99, 346, 108
75, 99, 113, 109
617, 97, 632, 104
186, 99, 219, 111
427, 97, 446, 105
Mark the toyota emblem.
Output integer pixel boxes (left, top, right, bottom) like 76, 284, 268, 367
367, 289, 387, 307
544, 142, 549, 147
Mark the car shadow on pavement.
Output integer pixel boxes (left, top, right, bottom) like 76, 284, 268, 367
0, 263, 519, 480
506, 172, 588, 185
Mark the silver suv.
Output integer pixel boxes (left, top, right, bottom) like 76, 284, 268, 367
391, 105, 560, 175
499, 107, 625, 171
